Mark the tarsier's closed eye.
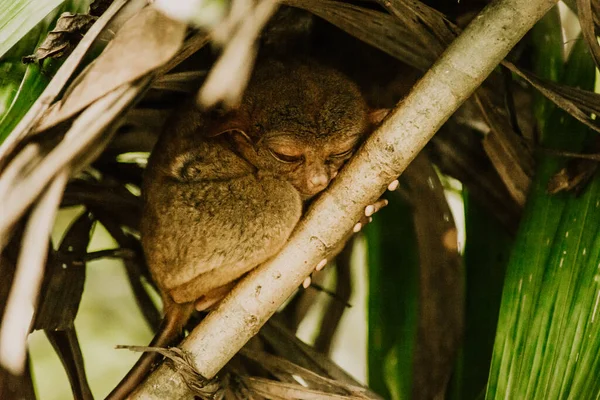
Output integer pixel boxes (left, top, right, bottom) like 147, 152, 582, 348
268, 148, 304, 163
329, 148, 354, 159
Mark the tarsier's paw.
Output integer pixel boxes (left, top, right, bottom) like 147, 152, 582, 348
302, 179, 399, 288
352, 179, 398, 233
302, 259, 328, 288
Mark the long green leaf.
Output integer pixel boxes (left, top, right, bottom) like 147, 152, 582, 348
366, 192, 419, 399
529, 6, 564, 132
450, 192, 512, 400
486, 33, 600, 399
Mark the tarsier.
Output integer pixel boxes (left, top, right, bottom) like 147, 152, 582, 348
107, 60, 390, 399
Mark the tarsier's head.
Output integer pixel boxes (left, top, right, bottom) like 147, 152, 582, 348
219, 61, 382, 199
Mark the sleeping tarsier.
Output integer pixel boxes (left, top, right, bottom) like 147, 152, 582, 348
106, 60, 394, 399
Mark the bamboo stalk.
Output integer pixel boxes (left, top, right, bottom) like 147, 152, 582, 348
131, 0, 559, 397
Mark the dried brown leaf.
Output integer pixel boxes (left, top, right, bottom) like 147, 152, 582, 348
476, 91, 534, 206
240, 349, 360, 396
45, 329, 93, 400
577, 0, 600, 69
152, 71, 207, 93
0, 0, 132, 164
34, 211, 95, 331
260, 320, 378, 393
284, 0, 433, 70
0, 81, 148, 252
402, 153, 463, 400
36, 6, 186, 131
0, 363, 36, 400
378, 0, 457, 54
22, 13, 97, 64
198, 0, 280, 108
90, 0, 113, 17
547, 160, 598, 194
0, 171, 68, 374
504, 61, 600, 135
242, 377, 361, 400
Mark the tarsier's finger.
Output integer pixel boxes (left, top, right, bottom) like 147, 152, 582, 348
302, 276, 312, 289
388, 179, 400, 191
315, 259, 327, 272
354, 215, 375, 233
365, 199, 388, 217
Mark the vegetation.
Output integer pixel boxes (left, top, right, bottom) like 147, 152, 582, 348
1, 0, 600, 399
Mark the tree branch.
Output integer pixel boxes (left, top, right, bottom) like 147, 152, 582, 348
131, 0, 558, 397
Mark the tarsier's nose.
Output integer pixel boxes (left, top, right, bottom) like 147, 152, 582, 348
308, 173, 329, 191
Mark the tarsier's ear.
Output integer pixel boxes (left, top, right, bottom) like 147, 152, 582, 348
206, 111, 250, 140
369, 108, 390, 127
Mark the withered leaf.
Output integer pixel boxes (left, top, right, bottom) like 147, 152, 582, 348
284, 0, 433, 71
476, 91, 534, 206
546, 144, 600, 195
547, 160, 598, 194
90, 0, 114, 17
402, 153, 463, 400
503, 61, 600, 135
33, 211, 95, 331
22, 13, 97, 65
45, 329, 93, 400
577, 0, 600, 70
36, 6, 186, 131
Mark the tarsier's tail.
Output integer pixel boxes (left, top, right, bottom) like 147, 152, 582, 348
104, 302, 195, 400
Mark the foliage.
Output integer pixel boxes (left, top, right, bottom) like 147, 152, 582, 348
2, 0, 600, 399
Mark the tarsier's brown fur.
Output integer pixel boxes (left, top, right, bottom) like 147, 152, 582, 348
106, 60, 376, 399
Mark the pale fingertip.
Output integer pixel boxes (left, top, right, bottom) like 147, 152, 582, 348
388, 180, 399, 191
316, 259, 327, 271
353, 222, 362, 233
365, 205, 375, 217
368, 217, 373, 223
302, 276, 312, 289
383, 199, 389, 206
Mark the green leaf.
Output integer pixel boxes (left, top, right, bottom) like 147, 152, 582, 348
449, 192, 512, 400
486, 33, 600, 399
366, 193, 419, 399
529, 6, 564, 133
0, 0, 67, 59
0, 1, 87, 144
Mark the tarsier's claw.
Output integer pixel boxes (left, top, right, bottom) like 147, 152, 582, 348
302, 276, 312, 289
388, 180, 400, 191
315, 259, 327, 271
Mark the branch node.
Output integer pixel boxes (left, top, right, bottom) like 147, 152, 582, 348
119, 345, 222, 397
